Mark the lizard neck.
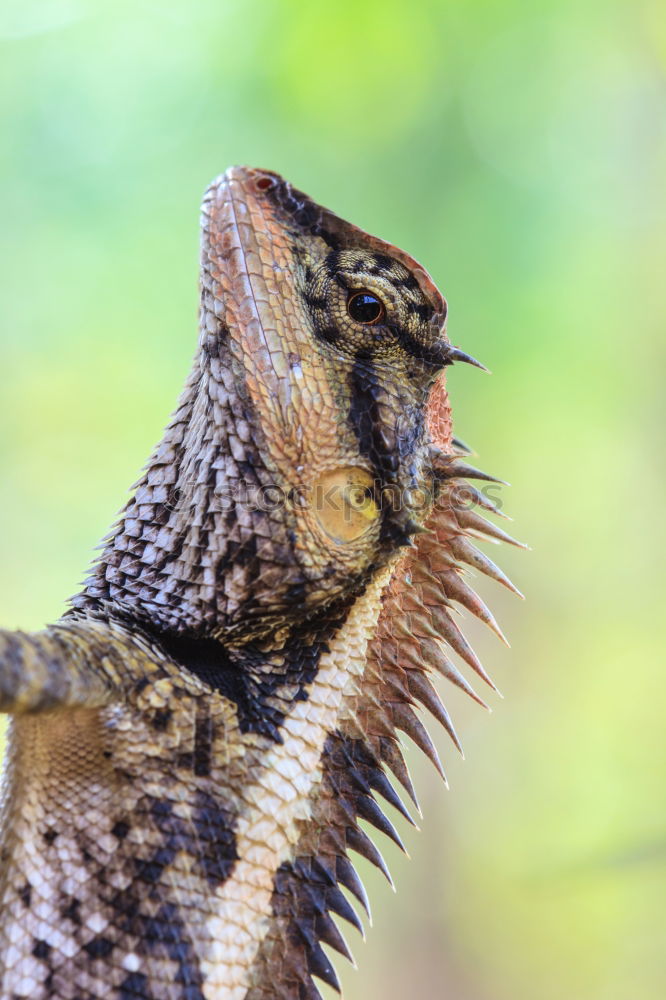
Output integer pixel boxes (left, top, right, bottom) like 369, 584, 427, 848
69, 336, 412, 647
70, 336, 355, 644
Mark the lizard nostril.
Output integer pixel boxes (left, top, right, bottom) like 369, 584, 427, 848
255, 176, 275, 192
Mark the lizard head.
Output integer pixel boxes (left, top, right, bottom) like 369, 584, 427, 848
193, 166, 474, 638
75, 167, 490, 645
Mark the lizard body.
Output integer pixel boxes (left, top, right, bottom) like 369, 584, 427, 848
0, 167, 522, 999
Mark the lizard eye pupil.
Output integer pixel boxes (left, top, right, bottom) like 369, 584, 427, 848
347, 291, 385, 325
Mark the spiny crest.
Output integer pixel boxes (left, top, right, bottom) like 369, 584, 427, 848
248, 374, 525, 1000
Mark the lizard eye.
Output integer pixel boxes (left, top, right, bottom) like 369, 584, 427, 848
347, 291, 386, 325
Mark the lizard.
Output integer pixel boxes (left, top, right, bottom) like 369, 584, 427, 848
0, 166, 523, 1000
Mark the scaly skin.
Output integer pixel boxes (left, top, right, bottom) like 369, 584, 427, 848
0, 167, 523, 1000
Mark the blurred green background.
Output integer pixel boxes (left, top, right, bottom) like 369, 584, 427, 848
1, 0, 664, 997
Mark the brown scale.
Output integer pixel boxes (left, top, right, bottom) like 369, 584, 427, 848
0, 167, 524, 1000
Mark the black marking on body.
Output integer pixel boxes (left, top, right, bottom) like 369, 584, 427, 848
131, 799, 188, 886
83, 936, 115, 959
118, 972, 149, 1000
348, 359, 397, 480
348, 355, 433, 547
141, 599, 355, 741
144, 903, 206, 999
31, 939, 51, 960
369, 251, 394, 273
141, 632, 264, 732
101, 793, 237, 997
60, 897, 82, 925
109, 894, 208, 1000
112, 819, 131, 841
142, 796, 238, 889
201, 319, 231, 358
262, 178, 342, 252
405, 301, 432, 321
193, 790, 238, 885
314, 325, 341, 345
214, 534, 260, 580
151, 706, 172, 731
395, 272, 420, 290
386, 321, 447, 367
193, 704, 213, 776
301, 290, 328, 310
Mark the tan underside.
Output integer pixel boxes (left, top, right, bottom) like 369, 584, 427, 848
200, 567, 392, 999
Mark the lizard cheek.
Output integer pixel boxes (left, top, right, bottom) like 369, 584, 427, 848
311, 468, 380, 545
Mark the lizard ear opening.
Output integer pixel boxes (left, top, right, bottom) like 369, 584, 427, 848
312, 467, 379, 544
